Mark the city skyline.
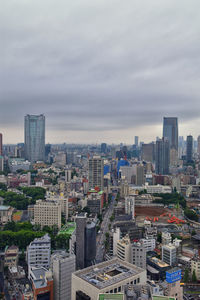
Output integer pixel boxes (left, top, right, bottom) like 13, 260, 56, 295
1, 1, 200, 143
0, 116, 199, 145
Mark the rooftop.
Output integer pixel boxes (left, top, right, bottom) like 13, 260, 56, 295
150, 257, 169, 268
0, 205, 10, 211
58, 222, 76, 235
73, 258, 145, 290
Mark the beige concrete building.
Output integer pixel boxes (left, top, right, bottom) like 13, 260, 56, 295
71, 258, 147, 300
34, 199, 62, 228
116, 236, 131, 262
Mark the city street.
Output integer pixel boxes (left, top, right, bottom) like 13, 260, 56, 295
96, 193, 116, 263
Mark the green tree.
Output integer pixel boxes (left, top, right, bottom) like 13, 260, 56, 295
105, 232, 109, 239
0, 183, 7, 191
183, 268, 189, 283
192, 270, 197, 282
109, 215, 114, 222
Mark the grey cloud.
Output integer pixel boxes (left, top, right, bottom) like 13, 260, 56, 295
1, 0, 200, 142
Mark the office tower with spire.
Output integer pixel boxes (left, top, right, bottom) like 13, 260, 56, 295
163, 117, 178, 166
24, 114, 45, 162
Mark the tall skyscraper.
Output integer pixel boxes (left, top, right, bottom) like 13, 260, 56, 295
24, 114, 45, 162
89, 156, 104, 190
75, 213, 96, 270
163, 117, 178, 165
186, 135, 193, 163
0, 133, 2, 156
155, 138, 170, 175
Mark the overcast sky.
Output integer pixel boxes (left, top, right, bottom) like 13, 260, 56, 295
1, 0, 200, 144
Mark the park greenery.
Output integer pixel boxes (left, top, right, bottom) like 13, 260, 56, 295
0, 221, 70, 251
0, 187, 46, 210
153, 192, 186, 208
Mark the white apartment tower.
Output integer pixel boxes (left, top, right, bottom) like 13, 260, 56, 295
89, 156, 104, 191
27, 234, 51, 277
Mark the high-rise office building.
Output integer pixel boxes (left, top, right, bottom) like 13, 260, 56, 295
0, 133, 2, 156
51, 251, 76, 300
186, 135, 193, 163
24, 114, 45, 162
141, 143, 155, 162
89, 156, 104, 190
163, 117, 178, 165
75, 213, 96, 270
155, 138, 170, 175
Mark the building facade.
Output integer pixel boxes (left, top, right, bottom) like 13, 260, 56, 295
27, 234, 51, 277
162, 244, 176, 266
34, 200, 62, 229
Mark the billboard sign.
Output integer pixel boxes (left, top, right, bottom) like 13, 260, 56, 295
166, 269, 182, 283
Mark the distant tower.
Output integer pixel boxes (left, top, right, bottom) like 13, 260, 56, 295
0, 133, 2, 156
186, 135, 193, 163
135, 136, 139, 147
163, 117, 178, 165
24, 114, 45, 162
89, 156, 104, 191
197, 136, 200, 156
155, 138, 170, 175
101, 143, 107, 153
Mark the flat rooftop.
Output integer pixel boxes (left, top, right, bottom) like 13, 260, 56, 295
150, 257, 169, 268
58, 222, 76, 235
73, 258, 145, 290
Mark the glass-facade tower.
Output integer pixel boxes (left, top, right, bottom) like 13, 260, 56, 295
24, 114, 45, 162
